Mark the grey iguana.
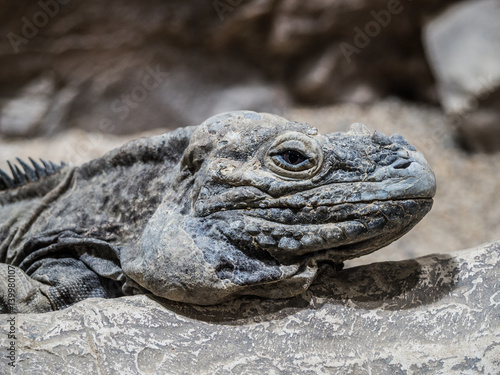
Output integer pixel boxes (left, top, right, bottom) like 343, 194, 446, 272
0, 111, 436, 313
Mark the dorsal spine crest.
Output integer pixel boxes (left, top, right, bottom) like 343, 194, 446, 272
0, 157, 66, 191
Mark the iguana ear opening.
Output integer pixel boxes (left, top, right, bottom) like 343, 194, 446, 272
180, 129, 216, 173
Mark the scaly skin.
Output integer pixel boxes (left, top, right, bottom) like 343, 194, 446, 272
0, 111, 436, 312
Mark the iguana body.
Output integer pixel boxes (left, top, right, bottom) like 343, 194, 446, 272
0, 111, 436, 313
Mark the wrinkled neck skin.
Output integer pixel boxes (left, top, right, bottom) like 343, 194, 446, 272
122, 111, 436, 305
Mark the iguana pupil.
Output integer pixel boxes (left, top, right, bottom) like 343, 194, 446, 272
282, 150, 305, 165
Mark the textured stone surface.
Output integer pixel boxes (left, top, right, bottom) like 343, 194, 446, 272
0, 240, 499, 374
423, 0, 500, 152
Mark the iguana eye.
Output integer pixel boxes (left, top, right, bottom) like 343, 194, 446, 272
265, 132, 324, 179
281, 150, 307, 166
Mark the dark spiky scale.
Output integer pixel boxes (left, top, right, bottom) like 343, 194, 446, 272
41, 159, 55, 174
0, 158, 66, 191
17, 157, 37, 181
7, 161, 19, 184
51, 161, 62, 173
0, 168, 14, 189
8, 162, 27, 185
29, 157, 47, 178
16, 165, 27, 184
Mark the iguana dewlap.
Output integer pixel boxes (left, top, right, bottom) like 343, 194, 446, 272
0, 111, 436, 313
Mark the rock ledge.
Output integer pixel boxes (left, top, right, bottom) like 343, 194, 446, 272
1, 241, 499, 374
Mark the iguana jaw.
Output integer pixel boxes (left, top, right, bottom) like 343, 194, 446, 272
213, 197, 433, 263
193, 174, 436, 218
123, 200, 433, 306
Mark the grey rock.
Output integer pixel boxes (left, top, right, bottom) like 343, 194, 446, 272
1, 240, 499, 374
0, 0, 459, 137
423, 0, 500, 152
226, 0, 451, 104
0, 75, 55, 136
0, 1, 290, 136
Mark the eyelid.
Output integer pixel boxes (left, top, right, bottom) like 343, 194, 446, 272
274, 156, 312, 171
264, 132, 324, 179
270, 141, 314, 159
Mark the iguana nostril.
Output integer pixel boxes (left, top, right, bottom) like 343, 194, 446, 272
393, 160, 412, 169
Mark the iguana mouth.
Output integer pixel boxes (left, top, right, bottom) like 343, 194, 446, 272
207, 198, 433, 287
228, 197, 433, 225
212, 198, 433, 262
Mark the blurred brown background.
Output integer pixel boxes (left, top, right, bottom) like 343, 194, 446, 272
0, 0, 499, 266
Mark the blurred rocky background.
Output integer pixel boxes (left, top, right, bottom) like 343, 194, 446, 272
2, 0, 498, 139
1, 0, 500, 264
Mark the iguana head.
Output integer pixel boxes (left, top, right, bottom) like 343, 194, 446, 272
122, 111, 436, 305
